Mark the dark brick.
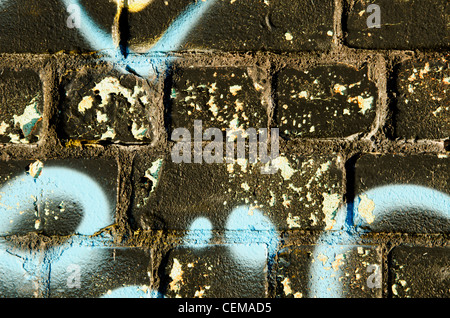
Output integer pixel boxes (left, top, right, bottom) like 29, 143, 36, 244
58, 66, 152, 143
168, 67, 268, 136
390, 246, 450, 298
0, 159, 117, 237
345, 0, 449, 50
131, 152, 343, 231
0, 242, 151, 298
354, 154, 450, 233
49, 247, 151, 298
277, 245, 382, 298
275, 64, 378, 138
127, 0, 334, 53
0, 0, 117, 53
394, 56, 449, 140
162, 246, 267, 298
0, 68, 43, 144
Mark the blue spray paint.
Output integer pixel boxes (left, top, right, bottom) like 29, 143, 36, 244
184, 217, 213, 248
0, 164, 143, 298
225, 206, 279, 268
182, 206, 279, 269
308, 184, 450, 298
0, 166, 113, 236
60, 0, 218, 78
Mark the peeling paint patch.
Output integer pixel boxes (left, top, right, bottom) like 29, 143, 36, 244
358, 194, 375, 224
287, 213, 301, 228
28, 160, 44, 179
78, 96, 94, 114
144, 159, 163, 193
169, 258, 184, 293
322, 193, 341, 230
281, 277, 292, 296
270, 156, 297, 180
131, 122, 148, 140
13, 96, 42, 140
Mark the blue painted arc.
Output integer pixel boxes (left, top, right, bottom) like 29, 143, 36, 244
0, 167, 113, 236
309, 184, 450, 298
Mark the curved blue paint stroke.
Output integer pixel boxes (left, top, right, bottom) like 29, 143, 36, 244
225, 206, 279, 268
184, 217, 213, 248
308, 184, 450, 298
0, 167, 113, 236
60, 0, 218, 78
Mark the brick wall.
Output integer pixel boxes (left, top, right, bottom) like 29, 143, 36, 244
0, 0, 448, 299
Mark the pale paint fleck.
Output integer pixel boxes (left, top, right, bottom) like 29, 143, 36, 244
285, 32, 293, 41
358, 194, 375, 224
0, 121, 9, 135
194, 286, 210, 298
322, 192, 341, 230
282, 194, 292, 208
331, 254, 345, 271
333, 84, 347, 95
287, 213, 301, 228
28, 160, 44, 178
392, 284, 398, 296
317, 253, 328, 266
131, 122, 148, 140
229, 85, 242, 96
269, 190, 276, 207
169, 258, 184, 293
13, 97, 41, 137
92, 77, 145, 109
298, 91, 309, 99
96, 111, 108, 123
100, 127, 116, 140
309, 213, 318, 226
347, 95, 374, 115
270, 156, 297, 180
78, 96, 94, 114
144, 158, 163, 193
281, 277, 293, 296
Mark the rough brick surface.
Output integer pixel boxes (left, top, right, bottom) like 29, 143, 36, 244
346, 0, 450, 50
390, 246, 450, 298
0, 159, 118, 236
0, 0, 449, 300
275, 64, 378, 138
0, 0, 117, 53
0, 68, 43, 144
168, 67, 268, 136
277, 245, 382, 298
128, 0, 335, 53
394, 56, 449, 140
131, 152, 343, 231
162, 246, 267, 298
354, 154, 450, 233
58, 66, 152, 143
